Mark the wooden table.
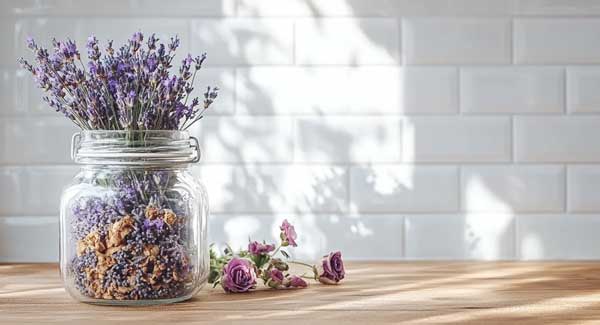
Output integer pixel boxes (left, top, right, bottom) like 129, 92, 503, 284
2, 262, 600, 324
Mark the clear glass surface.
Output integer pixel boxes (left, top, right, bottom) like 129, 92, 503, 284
59, 131, 208, 305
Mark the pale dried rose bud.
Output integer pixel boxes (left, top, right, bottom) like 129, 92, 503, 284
145, 206, 160, 220
163, 209, 177, 225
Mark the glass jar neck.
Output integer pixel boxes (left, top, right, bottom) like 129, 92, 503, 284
72, 130, 200, 166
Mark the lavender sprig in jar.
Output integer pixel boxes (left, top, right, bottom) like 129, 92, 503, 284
60, 130, 209, 305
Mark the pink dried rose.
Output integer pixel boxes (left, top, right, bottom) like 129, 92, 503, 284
221, 258, 257, 293
287, 275, 308, 288
248, 241, 275, 255
267, 269, 285, 288
316, 251, 345, 285
279, 219, 298, 247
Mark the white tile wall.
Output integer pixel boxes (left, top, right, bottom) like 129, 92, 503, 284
0, 166, 78, 216
405, 214, 515, 260
514, 117, 600, 162
402, 67, 458, 114
295, 18, 400, 65
567, 165, 600, 212
461, 165, 565, 213
236, 67, 403, 114
0, 217, 58, 262
567, 67, 600, 114
350, 165, 459, 213
294, 116, 402, 163
190, 19, 294, 65
518, 214, 600, 260
236, 0, 516, 17
0, 69, 27, 116
404, 117, 511, 162
189, 116, 294, 163
514, 19, 600, 64
194, 164, 348, 213
403, 18, 511, 65
3, 0, 600, 262
460, 67, 565, 114
0, 118, 79, 164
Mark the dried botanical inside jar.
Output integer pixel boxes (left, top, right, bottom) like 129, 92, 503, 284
60, 131, 208, 305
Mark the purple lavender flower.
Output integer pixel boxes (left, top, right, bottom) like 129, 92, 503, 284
18, 32, 218, 131
69, 170, 194, 300
26, 36, 37, 50
143, 218, 164, 231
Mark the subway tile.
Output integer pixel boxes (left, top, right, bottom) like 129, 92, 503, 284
461, 67, 564, 114
236, 67, 403, 114
350, 165, 459, 213
210, 213, 403, 260
295, 18, 400, 65
515, 117, 600, 162
404, 117, 511, 162
461, 165, 565, 213
0, 166, 77, 216
294, 117, 402, 163
405, 214, 515, 260
0, 117, 79, 164
567, 67, 600, 114
568, 165, 600, 212
1, 0, 235, 16
188, 116, 293, 163
313, 214, 403, 260
190, 68, 235, 115
190, 19, 293, 65
237, 0, 514, 17
516, 1, 600, 16
194, 165, 348, 213
515, 19, 600, 64
403, 18, 511, 65
518, 214, 600, 260
0, 18, 17, 67
0, 216, 58, 263
402, 67, 458, 114
0, 69, 28, 116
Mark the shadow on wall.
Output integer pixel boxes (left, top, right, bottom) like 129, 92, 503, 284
192, 1, 518, 261
15, 0, 522, 261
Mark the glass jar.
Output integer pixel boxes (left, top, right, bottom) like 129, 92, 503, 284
59, 130, 209, 305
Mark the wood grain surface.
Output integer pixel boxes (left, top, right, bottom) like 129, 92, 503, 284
3, 262, 600, 324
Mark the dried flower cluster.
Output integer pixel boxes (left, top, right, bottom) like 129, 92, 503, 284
209, 220, 345, 293
18, 32, 217, 130
70, 171, 194, 300
17, 34, 218, 302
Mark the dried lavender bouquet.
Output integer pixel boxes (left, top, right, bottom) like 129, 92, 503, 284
19, 32, 218, 302
19, 32, 217, 131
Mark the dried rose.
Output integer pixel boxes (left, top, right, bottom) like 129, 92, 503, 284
316, 251, 345, 285
279, 219, 298, 247
163, 209, 177, 225
221, 258, 257, 293
248, 241, 275, 255
267, 269, 284, 289
287, 275, 308, 288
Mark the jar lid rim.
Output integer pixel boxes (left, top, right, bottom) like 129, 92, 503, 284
71, 131, 200, 165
